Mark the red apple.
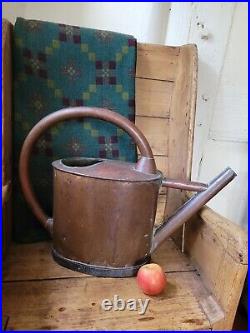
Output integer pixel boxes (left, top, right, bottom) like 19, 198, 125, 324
136, 263, 166, 296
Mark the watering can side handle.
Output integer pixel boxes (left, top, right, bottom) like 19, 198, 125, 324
151, 167, 237, 253
162, 178, 208, 192
19, 107, 157, 234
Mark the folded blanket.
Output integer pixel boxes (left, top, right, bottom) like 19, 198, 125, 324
13, 17, 137, 242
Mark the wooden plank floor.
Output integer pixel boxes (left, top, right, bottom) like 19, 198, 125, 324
2, 239, 222, 330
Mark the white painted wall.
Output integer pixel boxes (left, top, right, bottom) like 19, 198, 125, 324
2, 2, 169, 44
166, 2, 248, 229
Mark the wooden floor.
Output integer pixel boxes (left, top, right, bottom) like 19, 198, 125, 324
2, 239, 224, 330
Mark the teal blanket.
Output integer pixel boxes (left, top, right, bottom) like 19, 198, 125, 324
13, 18, 137, 242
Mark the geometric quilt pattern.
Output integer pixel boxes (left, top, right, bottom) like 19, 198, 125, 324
13, 17, 137, 242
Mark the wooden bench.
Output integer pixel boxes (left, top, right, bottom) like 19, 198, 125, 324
2, 19, 247, 330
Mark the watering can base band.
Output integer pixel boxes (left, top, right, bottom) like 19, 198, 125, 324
52, 248, 151, 278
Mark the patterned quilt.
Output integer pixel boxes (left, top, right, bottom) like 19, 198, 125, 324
13, 17, 137, 242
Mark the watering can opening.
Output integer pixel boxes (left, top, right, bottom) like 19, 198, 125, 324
61, 157, 103, 168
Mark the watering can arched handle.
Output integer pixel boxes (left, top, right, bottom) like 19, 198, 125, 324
19, 107, 157, 234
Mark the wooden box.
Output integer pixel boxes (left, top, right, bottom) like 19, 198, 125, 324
2, 19, 247, 330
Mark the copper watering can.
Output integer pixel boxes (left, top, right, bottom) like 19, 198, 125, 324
19, 107, 236, 277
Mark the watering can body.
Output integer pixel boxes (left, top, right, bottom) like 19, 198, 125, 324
52, 158, 161, 276
19, 107, 236, 277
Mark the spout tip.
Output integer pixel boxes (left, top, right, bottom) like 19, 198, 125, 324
207, 166, 237, 188
225, 166, 237, 178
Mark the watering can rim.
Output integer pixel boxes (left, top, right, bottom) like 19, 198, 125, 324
52, 157, 162, 183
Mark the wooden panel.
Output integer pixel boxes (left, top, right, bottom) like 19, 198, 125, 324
179, 268, 224, 326
164, 44, 198, 217
3, 272, 211, 330
183, 206, 248, 330
135, 116, 168, 156
155, 195, 166, 226
136, 43, 180, 81
135, 78, 173, 118
3, 238, 195, 282
153, 155, 168, 174
154, 239, 196, 273
3, 242, 83, 282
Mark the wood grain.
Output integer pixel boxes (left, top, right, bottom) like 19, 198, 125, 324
3, 237, 216, 330
136, 43, 180, 81
155, 195, 166, 226
135, 116, 168, 156
3, 272, 211, 330
183, 206, 248, 330
164, 44, 198, 218
152, 155, 168, 173
136, 78, 173, 118
3, 238, 195, 282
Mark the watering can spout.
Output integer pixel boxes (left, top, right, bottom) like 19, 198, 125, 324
151, 167, 237, 253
